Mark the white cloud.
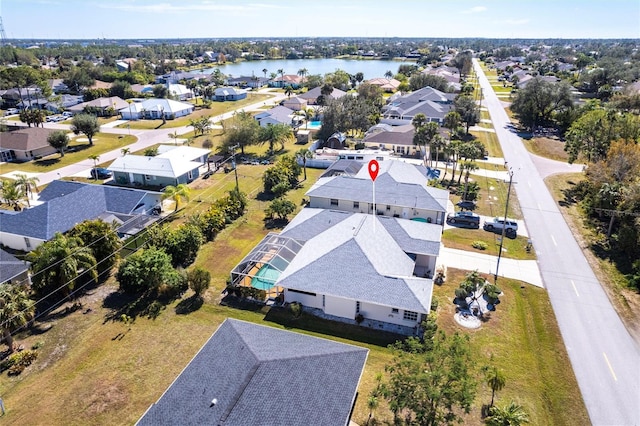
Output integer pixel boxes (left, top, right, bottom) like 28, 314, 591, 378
462, 6, 487, 14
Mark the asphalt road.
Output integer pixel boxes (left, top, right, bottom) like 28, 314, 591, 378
474, 59, 640, 426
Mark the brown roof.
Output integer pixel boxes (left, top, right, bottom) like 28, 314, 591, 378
0, 127, 58, 152
89, 80, 113, 90
69, 96, 129, 112
364, 124, 414, 146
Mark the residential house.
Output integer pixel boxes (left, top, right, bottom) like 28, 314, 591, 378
137, 319, 368, 426
362, 123, 448, 156
0, 180, 162, 252
68, 96, 129, 116
45, 94, 83, 113
0, 249, 30, 286
298, 86, 347, 105
226, 76, 269, 89
269, 74, 304, 89
1, 87, 44, 109
167, 83, 193, 101
129, 84, 154, 95
366, 77, 401, 92
0, 127, 59, 162
422, 65, 461, 91
213, 87, 247, 101
118, 98, 194, 120
231, 208, 440, 334
282, 96, 308, 111
306, 158, 448, 224
47, 79, 69, 94
382, 86, 455, 125
108, 145, 208, 188
254, 105, 296, 127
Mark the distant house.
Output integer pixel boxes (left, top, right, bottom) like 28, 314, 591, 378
254, 105, 296, 127
231, 209, 440, 334
421, 65, 461, 91
47, 78, 69, 94
213, 87, 247, 101
366, 77, 401, 92
68, 96, 129, 116
226, 76, 269, 89
129, 84, 154, 95
306, 159, 448, 224
0, 180, 162, 251
282, 96, 308, 111
0, 127, 59, 162
363, 123, 417, 156
137, 319, 368, 426
382, 86, 455, 125
0, 249, 29, 286
167, 83, 193, 101
46, 94, 83, 113
269, 74, 304, 89
298, 86, 347, 105
108, 145, 209, 188
118, 98, 194, 120
1, 87, 44, 109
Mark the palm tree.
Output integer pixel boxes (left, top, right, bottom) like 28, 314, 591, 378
0, 180, 26, 211
0, 284, 35, 352
121, 148, 130, 156
431, 134, 446, 169
297, 68, 308, 84
13, 173, 39, 207
486, 401, 530, 426
277, 68, 285, 86
162, 183, 191, 212
366, 396, 379, 425
88, 154, 100, 179
296, 148, 314, 180
460, 160, 478, 186
262, 68, 268, 79
284, 85, 293, 98
485, 366, 506, 407
303, 108, 314, 129
384, 70, 393, 79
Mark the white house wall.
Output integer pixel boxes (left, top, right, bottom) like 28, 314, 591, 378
324, 295, 355, 319
0, 231, 44, 252
283, 289, 322, 309
357, 301, 422, 328
308, 196, 441, 223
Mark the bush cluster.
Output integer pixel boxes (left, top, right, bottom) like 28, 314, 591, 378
1, 349, 38, 376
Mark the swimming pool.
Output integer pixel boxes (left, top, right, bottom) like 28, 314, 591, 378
306, 121, 322, 130
251, 264, 281, 290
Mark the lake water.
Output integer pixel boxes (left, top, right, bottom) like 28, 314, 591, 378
196, 58, 415, 80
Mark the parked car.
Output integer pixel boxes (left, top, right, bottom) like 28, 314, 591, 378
90, 168, 112, 179
456, 200, 477, 210
446, 211, 480, 228
483, 217, 518, 238
62, 111, 74, 118
4, 108, 19, 116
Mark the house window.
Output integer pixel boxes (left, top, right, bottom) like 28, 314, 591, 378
391, 308, 399, 314
386, 205, 391, 211
403, 310, 418, 321
144, 175, 152, 180
353, 201, 359, 209
322, 295, 325, 307
330, 199, 338, 206
187, 170, 194, 180
24, 238, 31, 249
356, 301, 361, 313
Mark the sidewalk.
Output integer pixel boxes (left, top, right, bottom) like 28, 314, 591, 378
438, 246, 543, 288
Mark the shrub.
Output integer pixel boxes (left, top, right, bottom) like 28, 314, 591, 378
187, 267, 211, 297
472, 240, 488, 250
289, 301, 302, 318
1, 349, 38, 375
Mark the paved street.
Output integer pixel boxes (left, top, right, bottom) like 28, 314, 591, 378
474, 59, 640, 425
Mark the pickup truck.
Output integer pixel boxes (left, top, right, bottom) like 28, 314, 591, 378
446, 211, 480, 228
483, 217, 518, 238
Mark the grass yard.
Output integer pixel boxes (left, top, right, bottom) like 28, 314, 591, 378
471, 129, 504, 158
0, 133, 137, 176
447, 174, 522, 219
442, 228, 536, 260
522, 136, 571, 162
118, 94, 273, 130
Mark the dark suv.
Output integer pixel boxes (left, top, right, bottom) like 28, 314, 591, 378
446, 211, 480, 228
90, 168, 112, 179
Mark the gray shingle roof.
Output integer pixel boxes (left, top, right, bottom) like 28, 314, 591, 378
137, 319, 368, 426
377, 215, 441, 256
0, 181, 158, 239
0, 249, 29, 284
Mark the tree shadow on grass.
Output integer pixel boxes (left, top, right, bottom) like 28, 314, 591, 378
102, 291, 166, 323
175, 295, 204, 315
219, 294, 268, 314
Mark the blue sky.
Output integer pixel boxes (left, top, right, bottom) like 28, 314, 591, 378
2, 0, 639, 39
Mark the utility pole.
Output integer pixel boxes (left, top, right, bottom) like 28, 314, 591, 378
494, 168, 514, 284
230, 144, 239, 192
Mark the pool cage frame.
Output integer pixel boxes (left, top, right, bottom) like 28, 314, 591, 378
230, 233, 304, 295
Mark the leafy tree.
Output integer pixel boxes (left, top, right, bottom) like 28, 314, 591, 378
412, 114, 439, 165
116, 247, 174, 295
83, 88, 109, 102
409, 73, 450, 92
68, 219, 122, 277
454, 95, 480, 134
385, 331, 477, 425
444, 111, 462, 141
265, 197, 296, 221
71, 113, 100, 145
0, 284, 35, 352
510, 77, 573, 131
357, 82, 384, 109
222, 110, 260, 155
144, 146, 158, 156
162, 183, 191, 212
296, 148, 314, 180
13, 173, 39, 207
318, 96, 378, 140
187, 267, 211, 297
148, 223, 203, 268
46, 130, 70, 157
324, 69, 350, 91
263, 155, 301, 196
63, 67, 95, 94
486, 401, 530, 426
109, 80, 135, 99
450, 51, 473, 77
152, 84, 168, 98
27, 233, 98, 302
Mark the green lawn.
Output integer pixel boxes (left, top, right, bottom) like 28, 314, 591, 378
471, 129, 504, 158
0, 133, 137, 177
447, 174, 522, 219
442, 228, 536, 260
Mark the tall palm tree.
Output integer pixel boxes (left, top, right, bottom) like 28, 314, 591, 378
0, 180, 26, 211
297, 68, 308, 84
13, 173, 39, 207
459, 160, 478, 186
0, 284, 35, 352
486, 401, 530, 426
366, 396, 379, 425
384, 70, 393, 79
296, 148, 314, 180
431, 134, 446, 169
262, 68, 268, 79
162, 183, 191, 212
277, 68, 285, 86
485, 366, 506, 407
88, 154, 100, 179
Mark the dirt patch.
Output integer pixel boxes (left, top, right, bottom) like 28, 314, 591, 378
84, 379, 127, 416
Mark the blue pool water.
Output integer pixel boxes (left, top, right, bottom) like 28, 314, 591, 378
251, 264, 281, 290
306, 121, 322, 130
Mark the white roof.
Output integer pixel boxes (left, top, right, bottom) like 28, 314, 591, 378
167, 83, 192, 96
157, 145, 210, 161
108, 155, 202, 178
118, 98, 194, 114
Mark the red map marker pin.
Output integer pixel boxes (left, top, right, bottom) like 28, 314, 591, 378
368, 159, 379, 182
